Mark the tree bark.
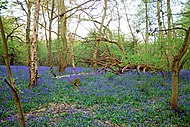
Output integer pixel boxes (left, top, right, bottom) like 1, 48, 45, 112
0, 16, 25, 127
26, 1, 32, 67
167, 0, 173, 69
171, 26, 190, 110
157, 0, 163, 36
60, 0, 68, 72
29, 0, 40, 88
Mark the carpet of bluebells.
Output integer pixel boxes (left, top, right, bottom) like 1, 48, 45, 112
0, 65, 190, 127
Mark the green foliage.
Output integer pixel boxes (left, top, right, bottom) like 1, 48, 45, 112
0, 16, 26, 65
125, 42, 163, 68
38, 41, 48, 66
178, 1, 190, 28
74, 41, 94, 67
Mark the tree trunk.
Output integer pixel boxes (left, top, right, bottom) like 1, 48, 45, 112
157, 0, 167, 69
57, 0, 62, 72
0, 16, 25, 127
26, 1, 32, 67
167, 0, 172, 69
60, 0, 68, 72
29, 0, 40, 88
41, 0, 53, 74
171, 26, 190, 110
69, 33, 75, 71
93, 0, 107, 70
48, 0, 54, 73
171, 62, 179, 110
157, 0, 163, 36
145, 0, 149, 44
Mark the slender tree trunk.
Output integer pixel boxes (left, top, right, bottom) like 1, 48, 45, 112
41, 0, 53, 73
157, 0, 167, 69
60, 0, 68, 72
93, 0, 107, 70
171, 26, 190, 110
157, 0, 163, 36
123, 3, 136, 54
167, 0, 172, 69
41, 3, 49, 48
29, 0, 40, 88
48, 0, 54, 73
26, 1, 32, 66
69, 15, 81, 71
57, 0, 62, 72
0, 16, 25, 127
145, 0, 149, 44
41, 2, 50, 65
69, 33, 75, 72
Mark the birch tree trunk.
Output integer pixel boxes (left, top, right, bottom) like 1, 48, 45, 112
93, 0, 107, 70
26, 1, 32, 67
0, 16, 25, 127
157, 0, 163, 36
29, 0, 40, 88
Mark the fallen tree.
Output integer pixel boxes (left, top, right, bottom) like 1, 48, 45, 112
81, 54, 164, 76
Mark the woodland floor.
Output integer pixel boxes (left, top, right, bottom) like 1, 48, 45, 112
0, 66, 190, 126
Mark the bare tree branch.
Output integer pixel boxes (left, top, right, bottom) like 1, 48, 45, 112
53, 0, 96, 20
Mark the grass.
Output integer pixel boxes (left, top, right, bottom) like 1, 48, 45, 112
0, 65, 190, 126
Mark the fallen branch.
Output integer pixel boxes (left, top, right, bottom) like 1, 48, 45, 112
53, 72, 96, 79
